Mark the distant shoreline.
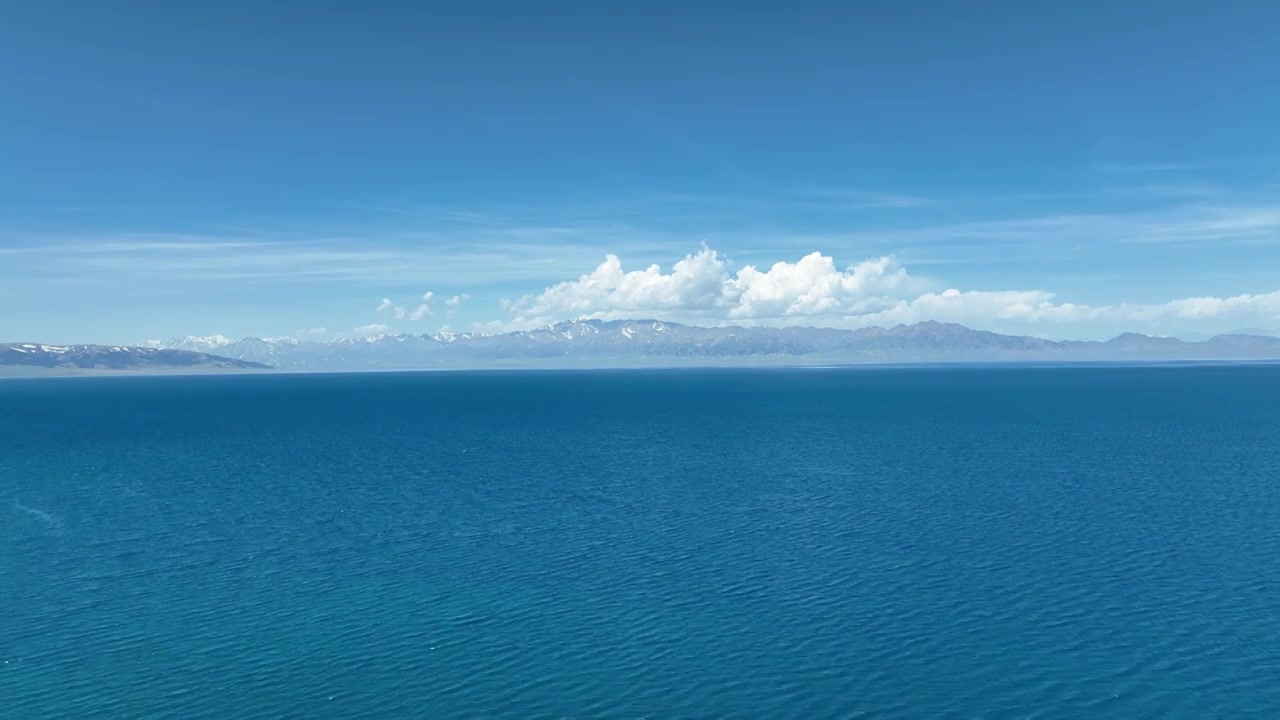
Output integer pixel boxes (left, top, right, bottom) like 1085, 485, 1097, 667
0, 366, 278, 379
4, 357, 1280, 380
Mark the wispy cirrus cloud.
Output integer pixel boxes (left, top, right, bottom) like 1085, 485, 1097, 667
8, 199, 1279, 291
801, 203, 1280, 255
0, 230, 673, 288
1095, 162, 1202, 174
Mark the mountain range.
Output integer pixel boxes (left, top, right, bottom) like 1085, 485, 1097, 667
0, 343, 270, 376
132, 319, 1280, 371
6, 320, 1280, 375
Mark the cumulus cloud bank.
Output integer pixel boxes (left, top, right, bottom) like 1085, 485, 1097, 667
498, 246, 1280, 335
506, 246, 922, 320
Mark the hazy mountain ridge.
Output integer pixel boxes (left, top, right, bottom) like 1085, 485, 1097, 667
0, 343, 271, 374
148, 320, 1280, 370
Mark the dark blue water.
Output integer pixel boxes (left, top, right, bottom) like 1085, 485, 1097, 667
2, 368, 1279, 718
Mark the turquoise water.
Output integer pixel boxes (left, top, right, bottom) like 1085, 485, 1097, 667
2, 368, 1279, 718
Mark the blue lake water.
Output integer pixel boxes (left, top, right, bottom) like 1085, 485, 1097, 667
2, 367, 1279, 718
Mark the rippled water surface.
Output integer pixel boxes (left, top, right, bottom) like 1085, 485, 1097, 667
2, 367, 1279, 718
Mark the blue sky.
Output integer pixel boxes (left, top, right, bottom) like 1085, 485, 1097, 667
2, 0, 1278, 343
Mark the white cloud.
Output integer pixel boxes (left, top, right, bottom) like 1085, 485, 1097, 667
376, 292, 438, 322
509, 246, 729, 316
790, 286, 1280, 336
351, 323, 391, 336
445, 293, 470, 307
300, 326, 328, 336
499, 246, 1280, 337
1163, 292, 1280, 320
727, 253, 918, 318
507, 246, 922, 321
472, 315, 557, 334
